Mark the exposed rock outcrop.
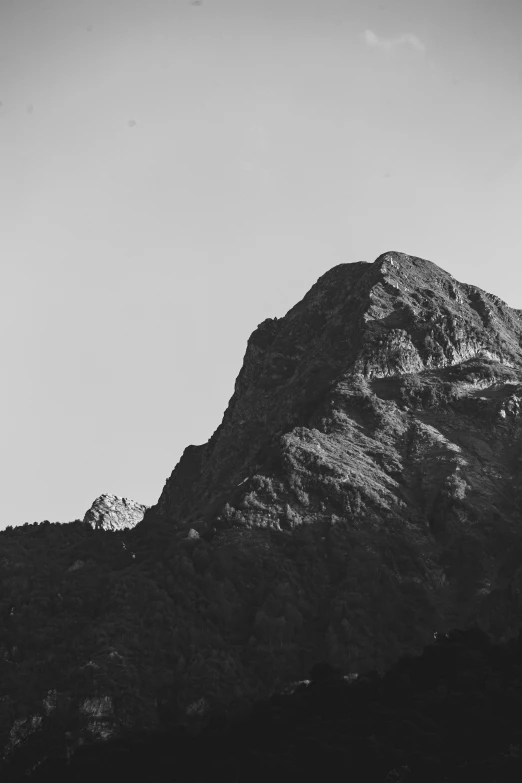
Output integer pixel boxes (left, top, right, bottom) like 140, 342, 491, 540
83, 494, 147, 532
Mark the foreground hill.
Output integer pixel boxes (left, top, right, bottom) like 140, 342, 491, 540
14, 628, 522, 782
3, 250, 522, 775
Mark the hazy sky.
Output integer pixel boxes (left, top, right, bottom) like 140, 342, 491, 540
2, 0, 522, 527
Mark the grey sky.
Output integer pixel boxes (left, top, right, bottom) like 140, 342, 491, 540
1, 0, 522, 526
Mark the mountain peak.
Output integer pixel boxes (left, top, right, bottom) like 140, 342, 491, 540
353, 251, 519, 378
154, 252, 522, 529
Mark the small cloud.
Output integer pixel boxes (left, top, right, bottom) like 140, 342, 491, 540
363, 29, 426, 54
27, 104, 34, 114
364, 30, 381, 48
127, 120, 136, 127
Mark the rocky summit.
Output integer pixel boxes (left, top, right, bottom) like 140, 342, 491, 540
83, 493, 148, 532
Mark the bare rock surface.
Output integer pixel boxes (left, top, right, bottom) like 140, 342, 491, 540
83, 493, 148, 532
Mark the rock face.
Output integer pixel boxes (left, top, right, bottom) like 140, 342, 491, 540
83, 494, 148, 532
149, 250, 522, 671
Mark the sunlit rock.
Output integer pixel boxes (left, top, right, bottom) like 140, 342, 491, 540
83, 493, 148, 532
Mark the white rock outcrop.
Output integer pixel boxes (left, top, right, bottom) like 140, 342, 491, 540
83, 493, 148, 531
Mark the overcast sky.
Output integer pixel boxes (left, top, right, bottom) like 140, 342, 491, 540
1, 0, 522, 527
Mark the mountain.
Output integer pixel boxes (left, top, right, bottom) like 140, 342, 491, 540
83, 494, 148, 532
3, 250, 522, 777
156, 250, 522, 530
151, 250, 522, 655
